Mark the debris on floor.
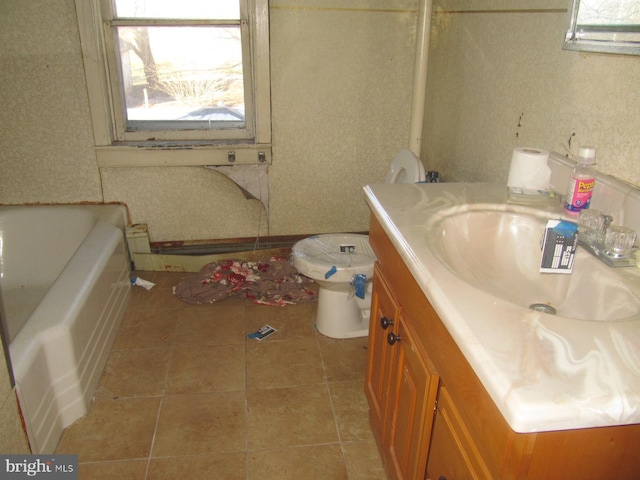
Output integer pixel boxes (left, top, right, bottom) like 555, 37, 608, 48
130, 276, 156, 290
246, 325, 277, 341
172, 257, 317, 306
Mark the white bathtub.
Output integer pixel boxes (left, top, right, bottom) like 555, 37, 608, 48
0, 205, 131, 453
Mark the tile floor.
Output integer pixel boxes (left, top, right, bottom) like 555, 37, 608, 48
55, 271, 387, 479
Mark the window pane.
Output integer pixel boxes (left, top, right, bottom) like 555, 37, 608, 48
114, 0, 240, 20
577, 0, 640, 26
116, 26, 245, 130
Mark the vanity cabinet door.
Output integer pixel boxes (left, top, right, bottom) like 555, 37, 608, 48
426, 386, 492, 480
365, 263, 400, 440
385, 311, 439, 480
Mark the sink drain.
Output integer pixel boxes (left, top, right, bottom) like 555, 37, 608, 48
529, 303, 557, 315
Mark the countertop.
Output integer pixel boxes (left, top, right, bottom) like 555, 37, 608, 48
364, 182, 640, 433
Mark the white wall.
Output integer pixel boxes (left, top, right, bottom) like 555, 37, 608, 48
268, 1, 417, 235
422, 0, 640, 188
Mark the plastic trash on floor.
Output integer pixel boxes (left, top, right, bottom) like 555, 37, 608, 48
131, 276, 156, 290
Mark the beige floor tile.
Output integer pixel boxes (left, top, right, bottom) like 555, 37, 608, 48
247, 445, 347, 480
152, 392, 246, 457
175, 305, 246, 346
77, 459, 148, 480
329, 380, 373, 442
114, 312, 177, 350
246, 337, 324, 390
98, 348, 171, 397
54, 272, 387, 479
166, 344, 245, 394
130, 273, 194, 314
317, 335, 369, 382
128, 283, 186, 311
245, 302, 317, 340
128, 271, 189, 307
56, 397, 160, 462
342, 439, 387, 480
247, 384, 338, 449
148, 452, 246, 480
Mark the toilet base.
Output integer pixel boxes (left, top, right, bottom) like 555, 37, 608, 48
315, 285, 371, 339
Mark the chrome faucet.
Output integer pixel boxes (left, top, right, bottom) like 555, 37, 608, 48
577, 210, 637, 267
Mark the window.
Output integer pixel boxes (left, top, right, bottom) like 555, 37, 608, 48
564, 0, 640, 56
76, 0, 271, 166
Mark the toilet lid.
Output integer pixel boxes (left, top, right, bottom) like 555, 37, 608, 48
385, 149, 426, 184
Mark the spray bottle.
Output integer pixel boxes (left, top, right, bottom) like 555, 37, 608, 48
564, 146, 596, 215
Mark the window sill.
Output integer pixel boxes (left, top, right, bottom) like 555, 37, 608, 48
95, 143, 272, 167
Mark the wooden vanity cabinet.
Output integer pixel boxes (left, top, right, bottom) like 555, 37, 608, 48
365, 264, 400, 441
386, 310, 439, 480
366, 265, 439, 480
365, 213, 640, 480
427, 386, 493, 480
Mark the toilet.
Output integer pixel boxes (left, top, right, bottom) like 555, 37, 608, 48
291, 150, 425, 339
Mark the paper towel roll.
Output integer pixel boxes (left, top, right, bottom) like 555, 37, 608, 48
506, 147, 551, 190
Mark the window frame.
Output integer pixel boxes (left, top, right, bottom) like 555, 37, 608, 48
563, 0, 640, 56
76, 0, 272, 166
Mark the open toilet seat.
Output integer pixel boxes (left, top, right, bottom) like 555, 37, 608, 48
385, 149, 426, 184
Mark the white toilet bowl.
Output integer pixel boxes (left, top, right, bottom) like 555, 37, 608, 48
292, 234, 376, 338
292, 150, 425, 339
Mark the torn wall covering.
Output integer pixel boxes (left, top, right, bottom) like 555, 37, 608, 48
100, 166, 268, 242
208, 164, 270, 216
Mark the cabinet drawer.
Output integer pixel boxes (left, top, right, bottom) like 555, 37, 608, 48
427, 386, 492, 480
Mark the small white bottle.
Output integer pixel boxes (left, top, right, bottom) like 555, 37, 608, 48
564, 146, 596, 215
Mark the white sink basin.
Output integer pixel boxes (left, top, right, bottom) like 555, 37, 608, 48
426, 204, 640, 322
365, 182, 640, 432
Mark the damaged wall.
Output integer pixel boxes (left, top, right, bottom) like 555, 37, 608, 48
101, 167, 269, 241
0, 0, 418, 242
422, 1, 640, 187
